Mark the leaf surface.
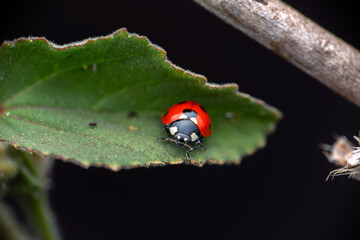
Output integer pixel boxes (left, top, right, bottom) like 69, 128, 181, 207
0, 29, 281, 169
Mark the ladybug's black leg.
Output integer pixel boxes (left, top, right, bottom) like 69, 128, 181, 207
184, 141, 202, 162
185, 148, 193, 162
194, 139, 202, 147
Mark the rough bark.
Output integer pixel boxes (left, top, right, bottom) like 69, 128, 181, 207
193, 0, 360, 107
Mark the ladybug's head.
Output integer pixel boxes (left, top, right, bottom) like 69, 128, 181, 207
174, 132, 191, 146
166, 119, 200, 145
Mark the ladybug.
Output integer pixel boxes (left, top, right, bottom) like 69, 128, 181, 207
160, 101, 212, 161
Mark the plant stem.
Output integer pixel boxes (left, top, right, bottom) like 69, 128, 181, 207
15, 191, 60, 240
193, 0, 360, 107
2, 145, 60, 240
0, 201, 31, 240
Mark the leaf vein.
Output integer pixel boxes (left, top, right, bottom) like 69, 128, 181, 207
2, 54, 150, 107
5, 114, 144, 157
0, 46, 37, 101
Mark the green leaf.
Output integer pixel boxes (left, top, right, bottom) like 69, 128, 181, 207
0, 29, 281, 169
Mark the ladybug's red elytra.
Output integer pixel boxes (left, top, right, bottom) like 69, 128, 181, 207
160, 101, 212, 161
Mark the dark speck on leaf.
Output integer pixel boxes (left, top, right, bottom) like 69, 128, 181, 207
88, 122, 97, 127
127, 111, 138, 118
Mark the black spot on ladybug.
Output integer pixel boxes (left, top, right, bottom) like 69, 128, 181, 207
162, 110, 169, 118
200, 105, 207, 113
127, 111, 138, 118
177, 101, 186, 104
88, 122, 97, 127
183, 109, 198, 118
208, 123, 212, 131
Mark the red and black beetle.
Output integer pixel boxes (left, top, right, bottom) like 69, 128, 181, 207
160, 101, 212, 160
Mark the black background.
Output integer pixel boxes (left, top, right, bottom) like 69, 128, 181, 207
1, 0, 360, 239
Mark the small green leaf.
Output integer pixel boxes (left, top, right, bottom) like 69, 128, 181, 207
0, 29, 281, 169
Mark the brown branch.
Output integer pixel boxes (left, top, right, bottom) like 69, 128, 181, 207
193, 0, 360, 107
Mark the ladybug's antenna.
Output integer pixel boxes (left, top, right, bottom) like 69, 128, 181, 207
157, 137, 177, 144
157, 137, 194, 161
